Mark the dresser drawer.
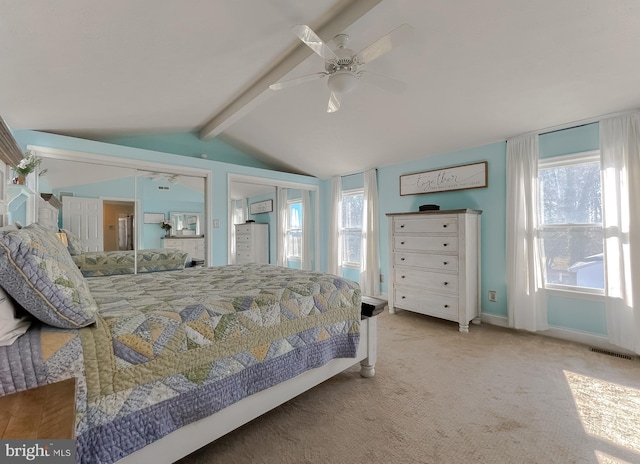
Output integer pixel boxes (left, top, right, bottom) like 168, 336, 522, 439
394, 216, 458, 234
235, 224, 252, 234
236, 242, 251, 251
394, 288, 458, 320
236, 252, 252, 264
394, 236, 458, 253
394, 252, 458, 271
394, 268, 458, 294
236, 234, 252, 242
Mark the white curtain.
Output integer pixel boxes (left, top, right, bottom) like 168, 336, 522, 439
327, 177, 342, 276
360, 169, 380, 296
600, 113, 640, 353
301, 190, 312, 270
276, 187, 288, 267
506, 134, 548, 331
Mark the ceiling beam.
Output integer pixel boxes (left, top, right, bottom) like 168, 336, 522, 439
0, 116, 24, 166
198, 0, 384, 140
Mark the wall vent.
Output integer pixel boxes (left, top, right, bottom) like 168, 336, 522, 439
590, 347, 634, 360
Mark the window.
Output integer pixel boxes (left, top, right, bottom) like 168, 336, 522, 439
287, 200, 302, 260
341, 189, 363, 267
538, 151, 604, 292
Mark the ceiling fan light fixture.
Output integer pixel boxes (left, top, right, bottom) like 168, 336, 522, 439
327, 71, 358, 94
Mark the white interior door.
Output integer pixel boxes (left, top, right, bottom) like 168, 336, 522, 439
62, 197, 104, 251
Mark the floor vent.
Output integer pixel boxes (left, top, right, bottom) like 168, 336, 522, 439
590, 347, 634, 360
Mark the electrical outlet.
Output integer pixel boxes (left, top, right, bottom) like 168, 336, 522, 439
488, 291, 497, 302
213, 219, 220, 228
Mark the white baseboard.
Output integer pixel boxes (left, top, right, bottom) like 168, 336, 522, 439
480, 312, 509, 327
480, 312, 636, 356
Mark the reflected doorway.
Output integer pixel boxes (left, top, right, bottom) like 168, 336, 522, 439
104, 200, 135, 251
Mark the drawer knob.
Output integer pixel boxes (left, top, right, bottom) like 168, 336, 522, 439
401, 275, 406, 279
443, 282, 449, 286
443, 261, 448, 265
444, 304, 449, 308
400, 224, 405, 228
401, 257, 406, 261
400, 241, 405, 245
401, 295, 406, 299
443, 224, 448, 228
443, 243, 448, 247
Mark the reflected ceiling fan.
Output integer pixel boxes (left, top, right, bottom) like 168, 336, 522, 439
148, 172, 180, 184
270, 23, 413, 113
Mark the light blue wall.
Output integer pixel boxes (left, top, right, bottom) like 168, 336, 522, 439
375, 122, 604, 336
377, 142, 507, 317
15, 123, 605, 336
13, 130, 321, 266
97, 132, 274, 170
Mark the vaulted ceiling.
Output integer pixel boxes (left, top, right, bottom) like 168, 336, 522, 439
1, 0, 639, 178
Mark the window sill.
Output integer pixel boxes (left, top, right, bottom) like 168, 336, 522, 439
342, 263, 361, 270
543, 286, 605, 301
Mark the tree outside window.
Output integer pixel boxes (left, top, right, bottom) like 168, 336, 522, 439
341, 190, 363, 267
538, 152, 604, 291
287, 201, 302, 259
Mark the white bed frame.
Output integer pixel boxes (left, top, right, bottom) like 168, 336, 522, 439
118, 316, 377, 463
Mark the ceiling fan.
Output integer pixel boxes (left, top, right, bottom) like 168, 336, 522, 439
269, 23, 413, 113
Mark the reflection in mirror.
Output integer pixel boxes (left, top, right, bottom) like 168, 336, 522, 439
229, 181, 275, 265
169, 212, 201, 236
228, 176, 318, 270
38, 157, 136, 251
33, 157, 208, 273
137, 170, 205, 266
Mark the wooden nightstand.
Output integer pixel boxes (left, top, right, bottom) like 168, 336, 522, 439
0, 378, 76, 439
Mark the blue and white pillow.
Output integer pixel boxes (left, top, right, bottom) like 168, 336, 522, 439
61, 228, 85, 256
0, 223, 98, 328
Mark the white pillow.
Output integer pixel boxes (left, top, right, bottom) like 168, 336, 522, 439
0, 286, 31, 346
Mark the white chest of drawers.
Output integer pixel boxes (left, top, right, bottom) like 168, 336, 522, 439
234, 223, 268, 264
162, 237, 205, 261
386, 209, 482, 332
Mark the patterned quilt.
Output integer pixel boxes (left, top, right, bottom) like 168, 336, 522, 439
0, 264, 361, 463
72, 249, 190, 277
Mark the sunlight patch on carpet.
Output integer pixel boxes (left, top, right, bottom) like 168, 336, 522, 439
595, 450, 633, 464
565, 370, 640, 458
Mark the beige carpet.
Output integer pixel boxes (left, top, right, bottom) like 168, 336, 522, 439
178, 310, 640, 464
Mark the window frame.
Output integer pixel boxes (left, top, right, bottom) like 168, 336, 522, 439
538, 150, 604, 296
286, 199, 302, 261
340, 188, 364, 269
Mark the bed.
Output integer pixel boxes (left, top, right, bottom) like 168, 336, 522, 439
0, 223, 377, 464
72, 249, 191, 276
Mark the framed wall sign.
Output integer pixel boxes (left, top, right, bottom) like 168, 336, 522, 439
250, 199, 273, 215
143, 212, 165, 224
400, 161, 488, 195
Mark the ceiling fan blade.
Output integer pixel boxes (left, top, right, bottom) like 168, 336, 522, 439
355, 23, 414, 65
270, 72, 328, 91
359, 70, 407, 94
292, 25, 339, 61
327, 91, 341, 113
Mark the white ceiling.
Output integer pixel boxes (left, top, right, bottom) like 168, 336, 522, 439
1, 0, 639, 178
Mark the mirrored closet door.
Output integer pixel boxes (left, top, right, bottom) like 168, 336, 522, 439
31, 148, 210, 273
227, 174, 319, 270
137, 170, 206, 266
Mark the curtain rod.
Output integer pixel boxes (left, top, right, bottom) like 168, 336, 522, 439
519, 108, 640, 139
